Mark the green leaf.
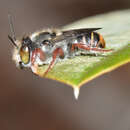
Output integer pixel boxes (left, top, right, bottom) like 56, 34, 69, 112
36, 10, 130, 98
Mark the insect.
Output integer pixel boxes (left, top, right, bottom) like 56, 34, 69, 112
8, 15, 113, 77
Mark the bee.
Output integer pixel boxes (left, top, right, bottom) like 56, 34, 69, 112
8, 15, 113, 77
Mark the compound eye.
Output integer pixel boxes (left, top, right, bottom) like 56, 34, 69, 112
20, 46, 30, 64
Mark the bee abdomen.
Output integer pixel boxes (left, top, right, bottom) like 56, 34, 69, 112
76, 32, 105, 48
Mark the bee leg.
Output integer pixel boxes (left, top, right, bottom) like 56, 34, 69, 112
72, 43, 113, 52
68, 43, 78, 57
31, 48, 45, 65
31, 48, 45, 74
31, 64, 38, 74
44, 48, 64, 77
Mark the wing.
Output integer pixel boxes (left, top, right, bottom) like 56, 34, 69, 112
62, 28, 101, 36
51, 28, 101, 44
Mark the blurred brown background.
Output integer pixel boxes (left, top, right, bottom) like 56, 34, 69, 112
0, 0, 130, 130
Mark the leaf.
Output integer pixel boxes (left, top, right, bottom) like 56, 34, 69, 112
36, 10, 130, 98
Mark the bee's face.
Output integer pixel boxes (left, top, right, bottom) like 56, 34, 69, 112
12, 37, 32, 69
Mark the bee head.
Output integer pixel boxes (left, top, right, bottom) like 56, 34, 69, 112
8, 14, 32, 69
19, 37, 32, 66
9, 36, 33, 69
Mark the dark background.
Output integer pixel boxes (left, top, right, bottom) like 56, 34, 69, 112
0, 0, 130, 130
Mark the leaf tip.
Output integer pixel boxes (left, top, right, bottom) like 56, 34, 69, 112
73, 87, 80, 100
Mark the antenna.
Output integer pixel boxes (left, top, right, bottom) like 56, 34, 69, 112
8, 14, 16, 41
8, 13, 18, 48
